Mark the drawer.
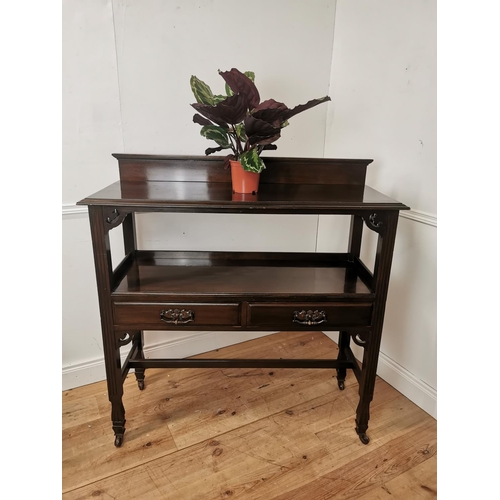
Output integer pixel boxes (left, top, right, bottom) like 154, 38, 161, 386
114, 302, 240, 328
247, 302, 372, 328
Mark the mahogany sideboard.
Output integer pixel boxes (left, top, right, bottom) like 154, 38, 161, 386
77, 154, 409, 447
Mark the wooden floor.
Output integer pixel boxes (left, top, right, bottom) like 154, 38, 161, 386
62, 331, 437, 499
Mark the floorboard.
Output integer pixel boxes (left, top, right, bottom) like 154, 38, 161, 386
62, 331, 437, 499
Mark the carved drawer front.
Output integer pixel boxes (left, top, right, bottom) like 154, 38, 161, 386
114, 302, 240, 328
247, 302, 372, 328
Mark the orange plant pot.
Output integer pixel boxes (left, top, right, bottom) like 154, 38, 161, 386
230, 160, 260, 194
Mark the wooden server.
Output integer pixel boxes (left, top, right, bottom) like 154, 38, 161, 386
78, 155, 409, 447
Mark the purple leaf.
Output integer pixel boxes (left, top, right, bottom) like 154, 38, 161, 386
251, 99, 292, 127
205, 146, 224, 155
253, 99, 288, 112
191, 103, 228, 128
215, 93, 248, 124
249, 133, 281, 146
222, 153, 236, 170
192, 93, 247, 127
219, 68, 260, 110
244, 116, 281, 146
283, 96, 331, 120
193, 114, 213, 126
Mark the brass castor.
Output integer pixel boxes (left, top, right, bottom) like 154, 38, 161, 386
337, 379, 345, 391
138, 380, 145, 391
114, 435, 124, 447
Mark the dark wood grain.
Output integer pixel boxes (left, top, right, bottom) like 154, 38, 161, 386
81, 155, 408, 447
127, 358, 352, 370
78, 181, 408, 213
114, 302, 240, 328
88, 206, 126, 444
112, 154, 371, 186
112, 261, 373, 297
134, 250, 352, 267
247, 302, 372, 328
355, 211, 400, 444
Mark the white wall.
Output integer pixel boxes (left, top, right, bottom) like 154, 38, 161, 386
112, 0, 335, 157
62, 0, 123, 205
63, 0, 437, 419
62, 0, 338, 389
62, 0, 123, 386
324, 0, 437, 416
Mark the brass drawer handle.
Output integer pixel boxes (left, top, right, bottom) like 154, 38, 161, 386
292, 309, 327, 326
160, 309, 195, 325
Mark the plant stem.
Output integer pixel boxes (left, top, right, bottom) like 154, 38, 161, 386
231, 125, 244, 157
226, 132, 238, 156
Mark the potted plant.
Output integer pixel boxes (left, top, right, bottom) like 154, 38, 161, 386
190, 68, 331, 194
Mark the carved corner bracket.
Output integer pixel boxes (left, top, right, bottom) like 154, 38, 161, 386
351, 332, 370, 348
103, 208, 130, 232
117, 332, 134, 348
361, 212, 386, 234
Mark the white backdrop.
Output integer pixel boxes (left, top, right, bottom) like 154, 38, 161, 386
324, 0, 437, 414
62, 0, 436, 417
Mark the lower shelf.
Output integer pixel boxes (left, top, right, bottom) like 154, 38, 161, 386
111, 250, 375, 331
113, 250, 373, 297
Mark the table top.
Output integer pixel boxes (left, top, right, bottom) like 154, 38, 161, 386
78, 155, 409, 213
77, 180, 409, 213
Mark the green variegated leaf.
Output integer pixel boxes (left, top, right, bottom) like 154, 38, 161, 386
225, 83, 234, 97
200, 125, 231, 148
281, 120, 289, 128
212, 94, 227, 104
235, 124, 247, 141
190, 75, 215, 105
240, 148, 266, 173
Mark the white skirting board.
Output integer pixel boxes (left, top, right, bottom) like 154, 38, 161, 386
62, 330, 436, 419
324, 332, 436, 419
376, 350, 437, 419
62, 330, 274, 391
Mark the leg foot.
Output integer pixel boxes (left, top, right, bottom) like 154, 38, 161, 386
337, 379, 345, 391
111, 399, 126, 448
355, 409, 370, 445
135, 368, 145, 391
357, 431, 370, 445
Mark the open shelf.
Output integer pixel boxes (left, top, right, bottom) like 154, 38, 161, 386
112, 250, 374, 300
